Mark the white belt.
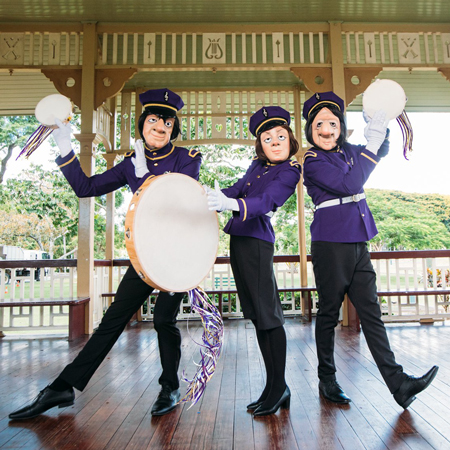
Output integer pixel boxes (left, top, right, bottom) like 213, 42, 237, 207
315, 193, 366, 210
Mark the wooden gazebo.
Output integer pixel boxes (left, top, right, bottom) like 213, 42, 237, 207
1, 0, 450, 332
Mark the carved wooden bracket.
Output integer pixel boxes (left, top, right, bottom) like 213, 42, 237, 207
290, 67, 333, 93
344, 68, 382, 106
95, 68, 137, 110
42, 68, 137, 110
41, 69, 82, 108
438, 68, 450, 84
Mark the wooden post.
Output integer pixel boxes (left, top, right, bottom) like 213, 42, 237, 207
77, 22, 97, 334
293, 85, 309, 318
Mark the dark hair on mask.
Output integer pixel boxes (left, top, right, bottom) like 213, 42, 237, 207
304, 103, 347, 148
137, 110, 181, 143
255, 124, 299, 162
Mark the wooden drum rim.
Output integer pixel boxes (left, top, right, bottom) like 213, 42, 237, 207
125, 173, 219, 292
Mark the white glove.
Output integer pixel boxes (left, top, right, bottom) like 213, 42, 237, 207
364, 110, 389, 153
207, 180, 239, 212
131, 139, 148, 178
53, 118, 73, 158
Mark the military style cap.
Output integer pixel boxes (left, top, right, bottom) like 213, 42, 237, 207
302, 91, 345, 120
249, 106, 291, 137
139, 88, 184, 117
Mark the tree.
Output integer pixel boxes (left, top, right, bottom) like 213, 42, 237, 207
366, 189, 450, 250
0, 164, 79, 256
0, 116, 41, 183
0, 161, 127, 258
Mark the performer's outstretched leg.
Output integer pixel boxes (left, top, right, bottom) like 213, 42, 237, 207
9, 266, 153, 420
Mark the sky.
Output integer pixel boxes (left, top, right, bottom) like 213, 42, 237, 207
346, 112, 450, 196
6, 111, 450, 196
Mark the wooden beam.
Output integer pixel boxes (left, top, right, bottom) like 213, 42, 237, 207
41, 68, 82, 108
344, 67, 383, 106
290, 67, 333, 93
95, 68, 137, 110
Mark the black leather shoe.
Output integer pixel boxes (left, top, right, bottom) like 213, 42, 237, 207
319, 380, 351, 404
9, 386, 75, 420
394, 365, 439, 409
247, 400, 263, 411
253, 386, 291, 417
151, 385, 180, 416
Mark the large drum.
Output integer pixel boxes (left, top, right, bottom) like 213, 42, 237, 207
125, 173, 219, 292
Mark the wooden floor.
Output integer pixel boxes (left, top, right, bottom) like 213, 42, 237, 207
1, 318, 450, 450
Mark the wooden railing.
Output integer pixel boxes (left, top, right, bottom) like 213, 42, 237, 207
1, 250, 450, 336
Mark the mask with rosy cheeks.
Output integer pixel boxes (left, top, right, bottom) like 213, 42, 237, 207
311, 108, 341, 151
260, 126, 291, 163
142, 114, 175, 149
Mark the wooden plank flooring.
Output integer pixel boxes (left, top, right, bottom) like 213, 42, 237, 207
1, 318, 449, 449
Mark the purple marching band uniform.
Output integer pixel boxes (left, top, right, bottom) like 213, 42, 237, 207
303, 143, 380, 243
302, 91, 438, 408
56, 141, 200, 195
223, 157, 301, 245
9, 88, 201, 420
208, 105, 301, 416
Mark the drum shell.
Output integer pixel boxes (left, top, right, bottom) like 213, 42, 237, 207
125, 174, 219, 292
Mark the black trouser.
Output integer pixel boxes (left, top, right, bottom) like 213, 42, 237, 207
59, 265, 184, 391
230, 235, 284, 331
311, 241, 406, 394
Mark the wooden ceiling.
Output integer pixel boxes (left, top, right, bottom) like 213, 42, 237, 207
0, 0, 449, 25
0, 0, 449, 115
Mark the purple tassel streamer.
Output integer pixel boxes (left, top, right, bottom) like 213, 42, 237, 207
396, 110, 413, 160
179, 287, 224, 407
16, 125, 53, 160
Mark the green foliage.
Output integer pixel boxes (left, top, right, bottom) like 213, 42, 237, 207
366, 189, 450, 250
0, 116, 41, 183
0, 162, 126, 259
0, 164, 79, 256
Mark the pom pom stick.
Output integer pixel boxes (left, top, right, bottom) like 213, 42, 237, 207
397, 110, 413, 160
16, 125, 54, 160
179, 287, 224, 407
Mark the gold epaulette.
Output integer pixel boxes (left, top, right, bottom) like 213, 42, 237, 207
188, 148, 200, 158
252, 155, 259, 160
303, 150, 317, 162
124, 151, 135, 158
289, 159, 301, 168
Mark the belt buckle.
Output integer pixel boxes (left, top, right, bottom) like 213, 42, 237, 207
352, 194, 360, 202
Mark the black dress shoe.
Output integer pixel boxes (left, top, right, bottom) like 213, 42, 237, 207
9, 386, 75, 420
247, 400, 263, 411
394, 365, 439, 409
253, 386, 291, 417
319, 380, 351, 404
151, 385, 180, 416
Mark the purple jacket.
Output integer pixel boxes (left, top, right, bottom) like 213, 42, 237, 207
222, 158, 301, 243
56, 142, 201, 196
303, 142, 385, 243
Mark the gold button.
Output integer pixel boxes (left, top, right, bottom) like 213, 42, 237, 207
257, 175, 261, 178
153, 152, 157, 156
247, 182, 251, 186
362, 214, 365, 217
154, 163, 158, 166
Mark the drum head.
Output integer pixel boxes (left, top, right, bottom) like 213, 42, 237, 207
362, 79, 407, 121
35, 94, 72, 126
125, 174, 219, 292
